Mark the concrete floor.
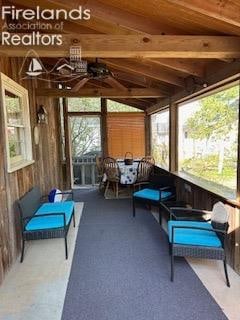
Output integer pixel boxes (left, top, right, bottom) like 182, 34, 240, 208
0, 202, 83, 320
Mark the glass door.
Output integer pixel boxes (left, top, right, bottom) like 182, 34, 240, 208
70, 116, 102, 187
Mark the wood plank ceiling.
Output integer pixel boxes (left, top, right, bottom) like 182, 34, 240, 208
2, 0, 240, 110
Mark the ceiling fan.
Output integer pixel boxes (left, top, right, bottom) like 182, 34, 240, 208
71, 59, 126, 92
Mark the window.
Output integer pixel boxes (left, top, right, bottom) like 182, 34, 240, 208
178, 82, 239, 199
68, 98, 101, 112
107, 100, 143, 112
151, 109, 169, 170
1, 73, 33, 172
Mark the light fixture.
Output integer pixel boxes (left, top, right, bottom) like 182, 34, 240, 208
184, 76, 208, 94
37, 105, 48, 124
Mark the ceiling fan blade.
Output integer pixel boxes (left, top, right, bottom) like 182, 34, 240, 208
72, 77, 90, 92
104, 76, 126, 90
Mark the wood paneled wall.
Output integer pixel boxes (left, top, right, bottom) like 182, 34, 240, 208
0, 57, 63, 284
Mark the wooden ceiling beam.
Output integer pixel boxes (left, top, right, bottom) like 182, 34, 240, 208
36, 88, 164, 98
110, 69, 172, 95
102, 59, 184, 87
149, 58, 204, 77
111, 69, 154, 88
103, 77, 126, 90
1, 35, 240, 58
166, 0, 240, 28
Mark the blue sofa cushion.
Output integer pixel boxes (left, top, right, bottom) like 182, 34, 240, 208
25, 201, 74, 231
168, 220, 222, 248
133, 188, 172, 201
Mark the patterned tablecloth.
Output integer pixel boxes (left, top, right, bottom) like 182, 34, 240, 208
118, 162, 138, 185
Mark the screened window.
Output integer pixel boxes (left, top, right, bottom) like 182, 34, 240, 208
178, 82, 239, 199
151, 109, 169, 170
68, 98, 101, 112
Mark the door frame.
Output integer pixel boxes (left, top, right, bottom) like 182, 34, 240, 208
67, 113, 103, 188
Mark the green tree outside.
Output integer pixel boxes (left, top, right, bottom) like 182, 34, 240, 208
180, 85, 239, 197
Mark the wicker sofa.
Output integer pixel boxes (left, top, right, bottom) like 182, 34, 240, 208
18, 186, 75, 262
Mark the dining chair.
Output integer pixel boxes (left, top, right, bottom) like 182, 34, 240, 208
168, 201, 230, 287
144, 155, 155, 165
133, 157, 155, 190
103, 157, 121, 198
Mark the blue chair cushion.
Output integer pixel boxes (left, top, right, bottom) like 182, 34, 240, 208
25, 201, 74, 231
168, 220, 222, 248
133, 188, 172, 201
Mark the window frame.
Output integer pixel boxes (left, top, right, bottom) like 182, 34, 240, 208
150, 107, 170, 171
0, 73, 34, 173
177, 80, 240, 200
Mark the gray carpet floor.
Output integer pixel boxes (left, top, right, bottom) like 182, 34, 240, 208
61, 189, 227, 320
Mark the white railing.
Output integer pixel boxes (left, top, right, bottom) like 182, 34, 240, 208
72, 156, 98, 185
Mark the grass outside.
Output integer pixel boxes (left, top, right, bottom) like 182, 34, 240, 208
180, 154, 237, 199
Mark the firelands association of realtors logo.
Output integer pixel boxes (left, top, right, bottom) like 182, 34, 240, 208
1, 5, 91, 82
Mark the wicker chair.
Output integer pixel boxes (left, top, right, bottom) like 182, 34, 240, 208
133, 157, 155, 190
168, 201, 230, 287
103, 157, 121, 198
144, 156, 155, 165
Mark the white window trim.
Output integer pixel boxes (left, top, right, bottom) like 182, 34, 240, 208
0, 73, 34, 173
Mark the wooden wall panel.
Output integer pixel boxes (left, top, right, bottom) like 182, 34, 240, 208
107, 112, 145, 158
0, 57, 63, 284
